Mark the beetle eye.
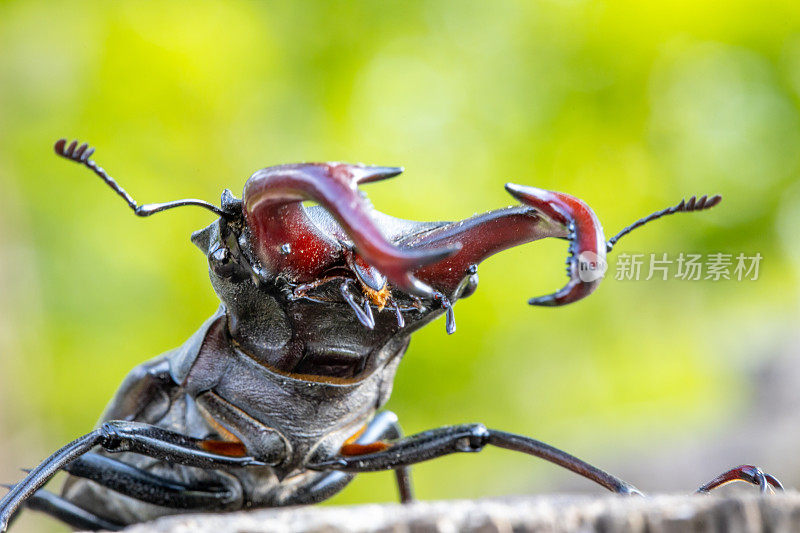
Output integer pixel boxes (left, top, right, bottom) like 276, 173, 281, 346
210, 246, 235, 278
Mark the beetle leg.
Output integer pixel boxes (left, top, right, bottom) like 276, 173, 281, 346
696, 465, 784, 494
94, 421, 267, 469
308, 424, 640, 495
20, 489, 124, 531
0, 421, 266, 530
289, 275, 349, 301
340, 411, 413, 504
1, 432, 101, 531
390, 299, 405, 328
63, 453, 239, 509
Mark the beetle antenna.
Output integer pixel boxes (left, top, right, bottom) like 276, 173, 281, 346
54, 139, 232, 219
606, 195, 722, 253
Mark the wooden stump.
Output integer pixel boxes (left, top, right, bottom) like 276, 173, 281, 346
107, 493, 800, 533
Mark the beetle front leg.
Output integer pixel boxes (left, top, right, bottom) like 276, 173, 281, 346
0, 421, 267, 531
342, 411, 414, 504
63, 453, 240, 509
308, 424, 640, 495
17, 490, 124, 531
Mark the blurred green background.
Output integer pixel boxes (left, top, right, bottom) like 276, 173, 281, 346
2, 1, 800, 531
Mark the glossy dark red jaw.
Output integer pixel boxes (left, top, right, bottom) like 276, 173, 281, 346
504, 184, 608, 306
241, 163, 613, 312
242, 162, 721, 333
242, 163, 459, 300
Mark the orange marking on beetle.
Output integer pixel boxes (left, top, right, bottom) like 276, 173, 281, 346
196, 398, 242, 444
361, 284, 391, 311
340, 441, 390, 456
199, 439, 247, 457
344, 425, 367, 445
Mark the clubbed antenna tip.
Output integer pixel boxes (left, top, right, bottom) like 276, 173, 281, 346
606, 194, 722, 253
55, 138, 95, 162
54, 138, 231, 219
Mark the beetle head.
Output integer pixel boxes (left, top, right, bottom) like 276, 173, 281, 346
189, 162, 610, 381
53, 140, 721, 383
188, 162, 721, 382
189, 165, 468, 381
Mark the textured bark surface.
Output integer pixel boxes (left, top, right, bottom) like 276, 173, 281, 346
103, 493, 800, 533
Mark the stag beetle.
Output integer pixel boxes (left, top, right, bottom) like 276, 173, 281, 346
0, 139, 782, 531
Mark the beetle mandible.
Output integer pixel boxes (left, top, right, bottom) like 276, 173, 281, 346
0, 139, 782, 531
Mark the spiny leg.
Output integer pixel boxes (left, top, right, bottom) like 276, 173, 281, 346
308, 423, 640, 495
1, 432, 100, 531
63, 453, 238, 509
394, 461, 414, 504
24, 490, 123, 532
349, 411, 413, 504
0, 421, 268, 531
